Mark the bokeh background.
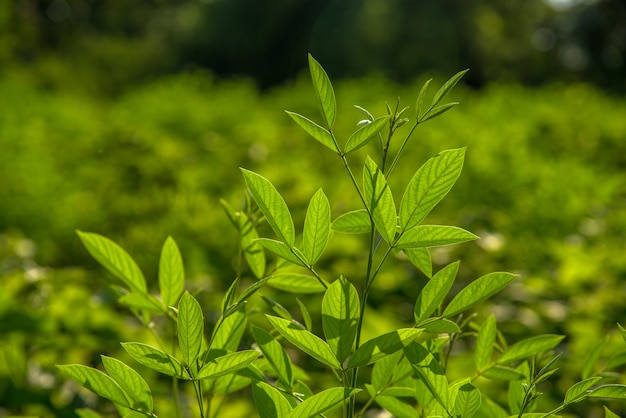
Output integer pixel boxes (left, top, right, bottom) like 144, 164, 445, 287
1, 0, 625, 416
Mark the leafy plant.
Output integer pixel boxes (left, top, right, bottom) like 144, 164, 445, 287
57, 55, 626, 417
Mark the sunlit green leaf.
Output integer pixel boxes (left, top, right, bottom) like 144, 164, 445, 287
331, 209, 371, 234
402, 247, 432, 278
122, 342, 188, 379
345, 116, 389, 154
77, 231, 146, 293
257, 239, 306, 267
415, 261, 459, 323
454, 381, 481, 418
212, 305, 247, 351
267, 315, 341, 369
101, 356, 152, 412
443, 272, 517, 317
266, 273, 327, 294
415, 78, 433, 120
197, 350, 259, 380
432, 69, 469, 107
253, 381, 294, 418
587, 384, 626, 399
497, 335, 565, 364
286, 111, 338, 152
420, 102, 459, 122
252, 326, 293, 388
290, 387, 360, 418
604, 406, 621, 418
481, 365, 525, 381
57, 364, 131, 407
237, 277, 269, 304
347, 328, 423, 369
419, 318, 461, 334
262, 296, 293, 321
297, 298, 313, 331
475, 314, 497, 371
241, 169, 295, 246
158, 236, 185, 308
375, 395, 420, 418
322, 276, 360, 363
582, 336, 607, 379
302, 189, 331, 265
404, 342, 450, 411
399, 148, 465, 232
363, 156, 396, 243
564, 377, 602, 404
308, 54, 336, 129
396, 225, 477, 249
178, 292, 204, 367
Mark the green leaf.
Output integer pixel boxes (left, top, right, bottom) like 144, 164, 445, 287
257, 239, 306, 267
308, 54, 336, 128
371, 350, 404, 391
344, 116, 389, 154
331, 209, 371, 234
197, 350, 260, 379
454, 381, 481, 418
474, 314, 497, 371
564, 377, 602, 404
241, 169, 295, 246
221, 199, 266, 279
432, 69, 468, 106
76, 409, 103, 418
396, 225, 478, 249
302, 189, 331, 265
414, 261, 459, 323
237, 277, 269, 304
587, 384, 626, 399
286, 111, 338, 152
618, 323, 626, 344
480, 365, 526, 381
497, 335, 565, 364
77, 231, 146, 293
221, 278, 239, 314
297, 298, 313, 331
290, 387, 360, 418
267, 315, 341, 369
415, 78, 433, 120
402, 247, 432, 278
57, 364, 131, 407
419, 318, 461, 334
158, 236, 185, 308
404, 342, 451, 411
322, 276, 360, 363
604, 406, 621, 418
421, 102, 459, 122
121, 342, 188, 379
212, 305, 247, 351
267, 273, 327, 294
347, 328, 423, 369
375, 395, 420, 418
101, 356, 152, 412
253, 381, 294, 418
399, 148, 466, 232
582, 337, 607, 379
262, 296, 293, 321
443, 272, 517, 317
252, 326, 293, 388
117, 292, 162, 313
178, 292, 204, 367
363, 156, 397, 243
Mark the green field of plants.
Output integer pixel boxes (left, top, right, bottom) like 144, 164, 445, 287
1, 60, 625, 417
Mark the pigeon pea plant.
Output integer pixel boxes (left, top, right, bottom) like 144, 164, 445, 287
58, 55, 626, 418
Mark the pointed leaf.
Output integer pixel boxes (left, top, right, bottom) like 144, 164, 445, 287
582, 337, 608, 379
212, 305, 247, 351
474, 314, 497, 371
57, 364, 131, 407
262, 296, 293, 321
77, 231, 146, 293
371, 350, 404, 391
481, 365, 526, 381
363, 156, 397, 243
345, 116, 390, 154
604, 406, 621, 418
253, 381, 294, 418
322, 276, 360, 363
221, 199, 266, 278
497, 335, 565, 364
290, 387, 360, 418
402, 248, 432, 278
399, 148, 466, 231
454, 381, 481, 418
197, 350, 259, 379
286, 111, 338, 152
267, 273, 327, 294
178, 292, 204, 367
121, 342, 188, 379
241, 169, 295, 246
332, 209, 371, 234
158, 236, 185, 307
587, 384, 626, 399
101, 356, 153, 411
421, 102, 459, 123
302, 189, 331, 265
618, 323, 626, 344
237, 277, 269, 304
415, 78, 433, 120
404, 342, 451, 411
347, 328, 423, 369
257, 239, 306, 266
267, 315, 341, 369
396, 225, 478, 249
308, 54, 336, 128
252, 326, 293, 388
432, 69, 469, 107
297, 298, 313, 331
443, 272, 517, 317
415, 261, 459, 323
419, 318, 461, 334
564, 377, 602, 404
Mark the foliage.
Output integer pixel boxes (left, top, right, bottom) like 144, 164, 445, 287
50, 56, 626, 417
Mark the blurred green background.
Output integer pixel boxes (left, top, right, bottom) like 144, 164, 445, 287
1, 0, 625, 416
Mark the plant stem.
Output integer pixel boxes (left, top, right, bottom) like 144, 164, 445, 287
386, 121, 420, 177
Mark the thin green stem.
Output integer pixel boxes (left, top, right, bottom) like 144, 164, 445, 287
386, 121, 420, 177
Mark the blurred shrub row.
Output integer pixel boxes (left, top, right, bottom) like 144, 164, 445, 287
1, 70, 625, 416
